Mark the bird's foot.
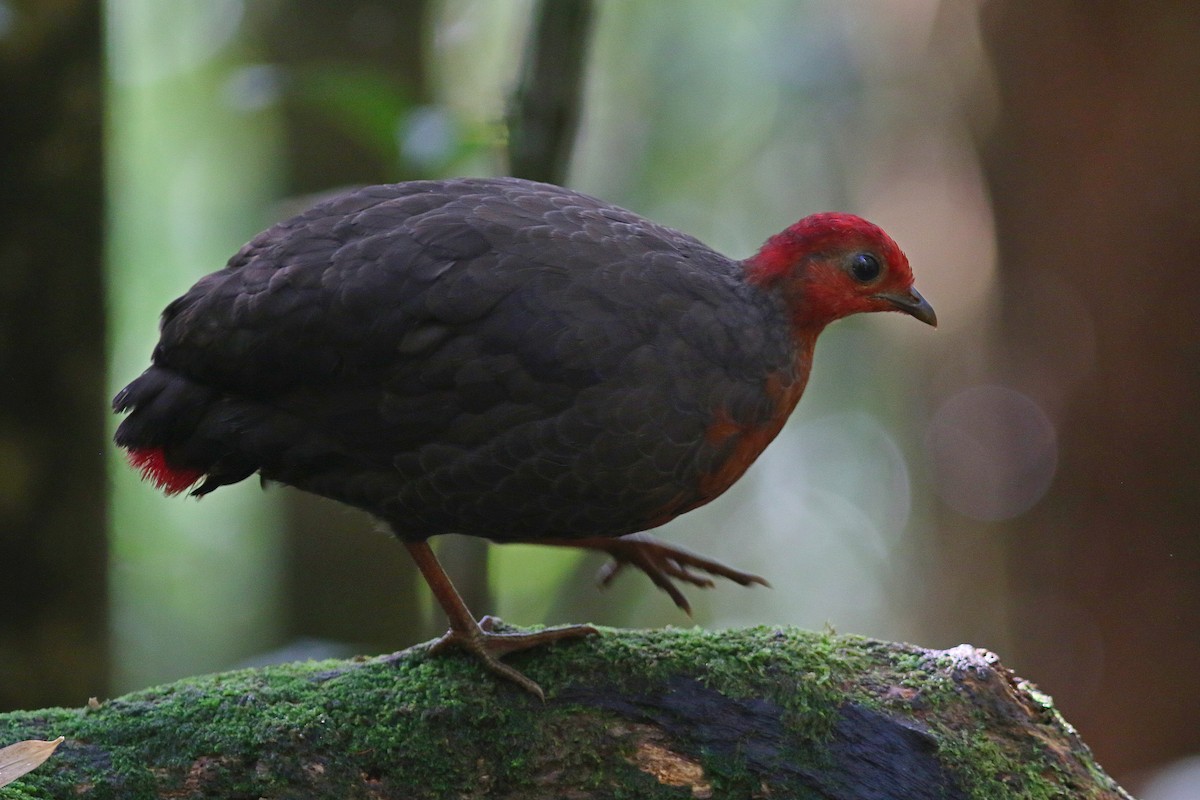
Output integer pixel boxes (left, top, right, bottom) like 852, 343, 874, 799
427, 616, 599, 701
594, 534, 770, 614
538, 533, 769, 615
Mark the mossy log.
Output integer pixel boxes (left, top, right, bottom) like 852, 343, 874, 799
0, 627, 1131, 799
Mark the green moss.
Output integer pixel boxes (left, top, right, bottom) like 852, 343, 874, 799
520, 625, 865, 741
0, 627, 1126, 799
935, 727, 1058, 800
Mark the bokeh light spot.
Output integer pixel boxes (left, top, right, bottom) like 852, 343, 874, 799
926, 385, 1057, 521
1139, 756, 1200, 800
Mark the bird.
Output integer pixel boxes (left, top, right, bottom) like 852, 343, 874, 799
113, 177, 936, 698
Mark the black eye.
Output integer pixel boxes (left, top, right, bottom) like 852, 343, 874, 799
850, 252, 881, 283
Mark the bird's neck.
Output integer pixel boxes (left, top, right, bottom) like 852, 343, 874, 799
789, 324, 824, 356
742, 255, 841, 337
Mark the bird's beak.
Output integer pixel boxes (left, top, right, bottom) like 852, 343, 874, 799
874, 287, 937, 327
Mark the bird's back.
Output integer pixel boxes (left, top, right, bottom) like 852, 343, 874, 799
114, 178, 801, 541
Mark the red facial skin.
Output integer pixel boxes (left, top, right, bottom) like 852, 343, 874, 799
746, 212, 933, 334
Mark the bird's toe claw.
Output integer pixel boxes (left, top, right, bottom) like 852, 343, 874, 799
425, 620, 599, 699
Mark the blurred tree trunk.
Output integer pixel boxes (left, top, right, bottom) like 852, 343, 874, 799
0, 1, 106, 709
507, 0, 595, 183
255, 0, 429, 192
252, 0, 433, 654
974, 1, 1200, 781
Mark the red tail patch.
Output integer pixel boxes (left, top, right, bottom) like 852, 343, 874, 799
126, 448, 203, 496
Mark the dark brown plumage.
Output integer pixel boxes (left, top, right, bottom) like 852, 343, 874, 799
114, 177, 935, 697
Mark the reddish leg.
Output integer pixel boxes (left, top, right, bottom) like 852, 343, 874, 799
405, 541, 597, 700
532, 533, 769, 615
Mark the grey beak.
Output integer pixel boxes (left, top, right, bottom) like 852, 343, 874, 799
874, 287, 937, 327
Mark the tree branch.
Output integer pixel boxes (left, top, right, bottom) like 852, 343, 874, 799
0, 627, 1131, 798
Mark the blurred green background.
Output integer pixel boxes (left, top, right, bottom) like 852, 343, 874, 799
2, 1, 1198, 796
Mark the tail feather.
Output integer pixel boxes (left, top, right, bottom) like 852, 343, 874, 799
113, 365, 230, 495
114, 367, 216, 448
115, 365, 308, 498
126, 447, 203, 496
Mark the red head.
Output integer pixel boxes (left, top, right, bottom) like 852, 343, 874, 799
745, 212, 936, 333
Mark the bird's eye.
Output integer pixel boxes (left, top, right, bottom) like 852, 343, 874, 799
849, 252, 882, 283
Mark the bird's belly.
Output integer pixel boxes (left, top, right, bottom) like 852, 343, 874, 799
363, 369, 807, 543
377, 422, 709, 543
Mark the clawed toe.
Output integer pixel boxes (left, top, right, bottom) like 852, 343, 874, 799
404, 541, 598, 699
580, 534, 768, 613
428, 620, 599, 700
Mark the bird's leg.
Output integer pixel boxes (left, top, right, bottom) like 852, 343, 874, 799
532, 533, 769, 615
404, 541, 598, 700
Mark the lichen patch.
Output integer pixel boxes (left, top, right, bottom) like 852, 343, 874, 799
629, 740, 712, 798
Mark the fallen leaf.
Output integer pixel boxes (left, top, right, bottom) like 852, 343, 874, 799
0, 737, 65, 788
